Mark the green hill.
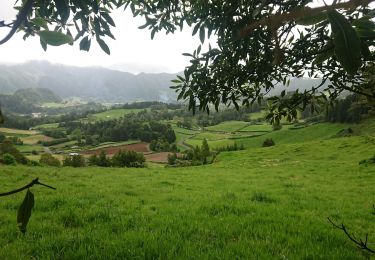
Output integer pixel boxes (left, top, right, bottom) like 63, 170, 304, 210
0, 120, 374, 258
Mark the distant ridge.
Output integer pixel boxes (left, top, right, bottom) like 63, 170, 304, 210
0, 61, 326, 103
0, 61, 178, 103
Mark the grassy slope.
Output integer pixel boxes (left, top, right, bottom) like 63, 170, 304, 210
88, 109, 145, 121
205, 121, 249, 132
1, 122, 375, 259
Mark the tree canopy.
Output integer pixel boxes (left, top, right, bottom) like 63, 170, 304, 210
1, 0, 375, 122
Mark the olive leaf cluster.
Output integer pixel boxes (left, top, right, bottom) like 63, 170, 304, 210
2, 0, 375, 122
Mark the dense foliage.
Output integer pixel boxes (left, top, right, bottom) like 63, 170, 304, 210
62, 113, 176, 144
88, 150, 145, 168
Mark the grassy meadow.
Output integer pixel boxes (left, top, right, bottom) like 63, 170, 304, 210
1, 121, 375, 259
87, 108, 146, 121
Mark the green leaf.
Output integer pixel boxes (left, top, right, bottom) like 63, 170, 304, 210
192, 23, 200, 36
314, 49, 334, 64
296, 11, 327, 26
328, 10, 361, 75
39, 30, 74, 46
199, 27, 205, 44
352, 18, 375, 31
40, 38, 47, 51
31, 17, 48, 29
54, 0, 70, 23
97, 38, 110, 55
79, 36, 91, 51
17, 189, 34, 234
101, 12, 116, 27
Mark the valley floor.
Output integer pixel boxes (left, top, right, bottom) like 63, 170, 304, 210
1, 123, 375, 259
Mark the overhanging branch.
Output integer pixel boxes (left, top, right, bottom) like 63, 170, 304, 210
0, 0, 34, 45
239, 0, 375, 37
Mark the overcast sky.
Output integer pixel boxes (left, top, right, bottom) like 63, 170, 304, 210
0, 2, 205, 73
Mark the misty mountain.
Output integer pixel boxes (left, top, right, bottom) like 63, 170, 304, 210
0, 61, 178, 103
0, 61, 326, 103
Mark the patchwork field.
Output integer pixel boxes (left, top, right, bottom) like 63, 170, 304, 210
0, 128, 39, 136
83, 142, 150, 155
205, 121, 249, 132
1, 125, 375, 258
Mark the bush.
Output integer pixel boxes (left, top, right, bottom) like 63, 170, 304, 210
112, 150, 145, 168
217, 142, 245, 152
39, 153, 61, 167
167, 153, 177, 165
88, 151, 111, 167
0, 141, 28, 164
262, 138, 275, 147
63, 154, 86, 167
2, 153, 16, 165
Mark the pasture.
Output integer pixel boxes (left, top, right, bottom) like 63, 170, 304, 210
87, 108, 146, 121
1, 127, 375, 258
204, 121, 249, 132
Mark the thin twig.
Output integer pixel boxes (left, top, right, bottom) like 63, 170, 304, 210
328, 217, 375, 254
0, 178, 56, 197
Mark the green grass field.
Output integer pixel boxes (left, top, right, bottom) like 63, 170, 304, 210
14, 144, 44, 153
90, 140, 140, 150
34, 123, 60, 130
20, 134, 53, 145
205, 121, 249, 132
1, 121, 375, 258
0, 128, 38, 136
88, 108, 146, 121
238, 123, 273, 132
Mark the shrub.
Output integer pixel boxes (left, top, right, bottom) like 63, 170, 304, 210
217, 142, 245, 152
2, 153, 16, 165
89, 151, 111, 167
111, 150, 145, 168
262, 138, 275, 147
167, 153, 177, 165
3, 153, 17, 165
0, 140, 28, 164
63, 154, 86, 167
39, 153, 61, 167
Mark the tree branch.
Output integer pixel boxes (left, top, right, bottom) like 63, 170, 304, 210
0, 0, 34, 45
328, 217, 375, 254
0, 178, 56, 197
239, 0, 375, 37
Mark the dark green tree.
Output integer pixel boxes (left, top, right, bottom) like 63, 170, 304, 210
201, 138, 210, 164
